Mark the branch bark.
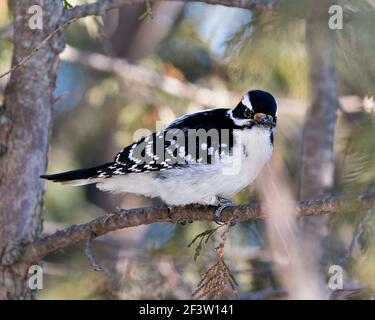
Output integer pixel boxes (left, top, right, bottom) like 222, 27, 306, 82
22, 192, 374, 264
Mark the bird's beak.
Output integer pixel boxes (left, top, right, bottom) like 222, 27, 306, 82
253, 113, 275, 128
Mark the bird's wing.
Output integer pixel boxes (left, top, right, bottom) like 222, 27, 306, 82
166, 108, 232, 131
102, 109, 235, 176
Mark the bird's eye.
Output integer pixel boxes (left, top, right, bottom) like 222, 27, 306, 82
244, 108, 253, 118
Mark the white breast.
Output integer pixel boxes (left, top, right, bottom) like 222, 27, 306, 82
225, 126, 273, 196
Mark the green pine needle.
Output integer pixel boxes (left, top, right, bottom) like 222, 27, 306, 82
187, 227, 220, 261
138, 0, 153, 20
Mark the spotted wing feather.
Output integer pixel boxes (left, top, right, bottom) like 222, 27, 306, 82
98, 109, 236, 177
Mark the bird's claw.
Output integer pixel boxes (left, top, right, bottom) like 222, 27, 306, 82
167, 205, 174, 220
214, 198, 237, 226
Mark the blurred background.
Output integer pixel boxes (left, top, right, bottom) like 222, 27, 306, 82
1, 0, 375, 299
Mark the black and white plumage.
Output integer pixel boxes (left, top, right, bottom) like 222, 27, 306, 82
41, 90, 278, 221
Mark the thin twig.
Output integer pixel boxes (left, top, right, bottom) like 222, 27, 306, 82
85, 231, 112, 278
138, 0, 154, 20
0, 19, 77, 80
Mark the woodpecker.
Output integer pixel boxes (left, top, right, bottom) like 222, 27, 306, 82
41, 90, 278, 224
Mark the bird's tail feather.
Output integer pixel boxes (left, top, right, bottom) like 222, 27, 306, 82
40, 162, 114, 186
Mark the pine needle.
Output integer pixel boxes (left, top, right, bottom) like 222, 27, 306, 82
138, 0, 153, 20
189, 221, 238, 299
187, 226, 221, 261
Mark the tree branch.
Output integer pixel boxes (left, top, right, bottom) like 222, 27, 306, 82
61, 46, 367, 113
63, 0, 276, 22
61, 45, 233, 107
22, 192, 374, 264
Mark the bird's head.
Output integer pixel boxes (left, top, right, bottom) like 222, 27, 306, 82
231, 90, 278, 129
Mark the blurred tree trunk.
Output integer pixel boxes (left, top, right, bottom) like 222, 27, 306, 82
103, 3, 145, 59
301, 0, 339, 201
0, 1, 64, 299
104, 2, 183, 61
126, 2, 184, 61
299, 0, 339, 294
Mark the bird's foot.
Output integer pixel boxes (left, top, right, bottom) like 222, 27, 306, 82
214, 197, 236, 226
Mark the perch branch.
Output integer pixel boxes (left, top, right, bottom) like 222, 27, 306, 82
23, 191, 375, 263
